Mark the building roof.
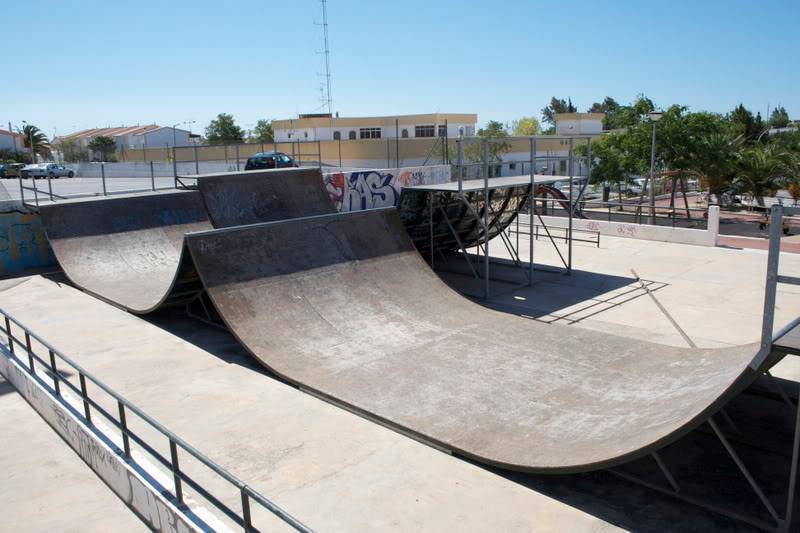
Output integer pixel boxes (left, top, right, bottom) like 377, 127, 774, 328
554, 113, 605, 121
130, 126, 191, 137
57, 124, 160, 142
274, 113, 478, 130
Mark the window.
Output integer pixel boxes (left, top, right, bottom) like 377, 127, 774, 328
559, 160, 567, 173
415, 125, 435, 138
359, 127, 381, 139
348, 130, 356, 140
401, 129, 409, 138
438, 125, 447, 137
304, 131, 308, 138
333, 131, 341, 140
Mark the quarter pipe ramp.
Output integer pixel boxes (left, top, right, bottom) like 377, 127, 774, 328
185, 208, 781, 473
39, 191, 211, 313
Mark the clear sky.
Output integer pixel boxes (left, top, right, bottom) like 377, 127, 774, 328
2, 0, 798, 138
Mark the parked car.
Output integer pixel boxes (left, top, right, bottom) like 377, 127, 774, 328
21, 163, 74, 179
244, 151, 298, 171
0, 163, 25, 179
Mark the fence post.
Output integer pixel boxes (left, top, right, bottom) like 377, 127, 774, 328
150, 160, 155, 191
17, 175, 24, 205
46, 172, 53, 201
236, 145, 240, 171
194, 145, 200, 175
172, 147, 178, 188
79, 373, 92, 424
169, 440, 183, 504
118, 401, 131, 458
5, 316, 14, 354
49, 349, 60, 395
101, 162, 107, 196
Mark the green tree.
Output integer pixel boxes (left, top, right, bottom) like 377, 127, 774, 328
248, 119, 274, 143
57, 138, 90, 162
769, 106, 790, 129
88, 136, 116, 161
18, 124, 51, 160
205, 113, 245, 145
733, 143, 793, 204
511, 116, 540, 136
541, 97, 577, 126
729, 103, 763, 141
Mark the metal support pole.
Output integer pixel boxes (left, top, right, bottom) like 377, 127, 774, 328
118, 401, 130, 458
46, 173, 53, 201
529, 138, 536, 286
482, 138, 490, 299
150, 160, 155, 191
784, 385, 800, 528
101, 162, 107, 196
193, 144, 199, 174
429, 193, 435, 269
17, 175, 24, 205
317, 140, 322, 169
169, 439, 183, 504
457, 140, 463, 196
241, 489, 253, 532
5, 317, 14, 354
172, 147, 178, 188
753, 205, 782, 370
236, 145, 240, 171
49, 349, 60, 396
395, 118, 400, 167
79, 373, 91, 424
25, 332, 33, 370
648, 121, 657, 225
567, 138, 574, 275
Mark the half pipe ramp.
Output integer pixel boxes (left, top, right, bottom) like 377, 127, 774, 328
185, 208, 782, 473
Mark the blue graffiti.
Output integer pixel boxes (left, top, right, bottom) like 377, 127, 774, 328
344, 171, 398, 211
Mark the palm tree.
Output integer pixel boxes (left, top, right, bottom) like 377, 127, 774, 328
732, 144, 792, 206
18, 124, 52, 160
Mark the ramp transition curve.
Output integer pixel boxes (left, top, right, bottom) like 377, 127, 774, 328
39, 169, 335, 314
185, 208, 779, 473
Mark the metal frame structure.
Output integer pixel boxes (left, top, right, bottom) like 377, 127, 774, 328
432, 135, 592, 298
607, 204, 800, 532
0, 310, 313, 533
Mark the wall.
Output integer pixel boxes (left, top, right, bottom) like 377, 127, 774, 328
0, 208, 56, 276
324, 165, 450, 212
537, 205, 720, 247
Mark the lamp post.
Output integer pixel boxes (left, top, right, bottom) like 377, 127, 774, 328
171, 120, 194, 148
647, 111, 663, 225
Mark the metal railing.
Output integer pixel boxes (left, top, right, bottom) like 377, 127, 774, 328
0, 309, 313, 533
509, 223, 600, 248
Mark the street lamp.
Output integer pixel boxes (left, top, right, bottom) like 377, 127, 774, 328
171, 120, 195, 148
647, 112, 663, 224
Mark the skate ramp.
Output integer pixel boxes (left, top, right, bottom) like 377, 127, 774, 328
39, 191, 211, 314
195, 168, 335, 227
185, 208, 774, 473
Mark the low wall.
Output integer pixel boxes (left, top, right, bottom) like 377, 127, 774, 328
323, 165, 450, 211
0, 206, 56, 276
538, 205, 720, 247
0, 347, 201, 532
66, 161, 239, 178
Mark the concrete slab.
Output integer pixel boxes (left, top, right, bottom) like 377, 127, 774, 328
0, 275, 618, 532
0, 375, 144, 532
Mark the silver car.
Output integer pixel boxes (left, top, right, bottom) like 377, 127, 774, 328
21, 163, 74, 179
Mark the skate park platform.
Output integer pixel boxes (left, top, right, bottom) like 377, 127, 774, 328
4, 170, 800, 530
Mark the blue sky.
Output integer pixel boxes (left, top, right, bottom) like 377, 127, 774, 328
2, 0, 798, 138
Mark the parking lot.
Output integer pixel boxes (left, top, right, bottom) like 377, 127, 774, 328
0, 176, 184, 203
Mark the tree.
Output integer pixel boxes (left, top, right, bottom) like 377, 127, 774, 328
18, 124, 51, 160
769, 106, 790, 129
511, 116, 540, 136
729, 103, 763, 141
88, 136, 116, 161
732, 143, 793, 204
57, 138, 90, 162
248, 119, 274, 143
541, 97, 577, 126
205, 113, 245, 145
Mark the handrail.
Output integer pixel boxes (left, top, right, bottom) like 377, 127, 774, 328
0, 308, 313, 533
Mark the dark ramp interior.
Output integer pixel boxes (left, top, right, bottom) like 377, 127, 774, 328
185, 208, 774, 474
38, 191, 211, 313
195, 167, 336, 228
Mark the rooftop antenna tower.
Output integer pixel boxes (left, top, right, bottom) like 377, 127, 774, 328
319, 0, 333, 116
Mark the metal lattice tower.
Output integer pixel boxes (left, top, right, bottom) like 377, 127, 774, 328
320, 0, 333, 115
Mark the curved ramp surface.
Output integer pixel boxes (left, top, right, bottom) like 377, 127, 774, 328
195, 168, 335, 227
39, 191, 212, 313
185, 208, 770, 473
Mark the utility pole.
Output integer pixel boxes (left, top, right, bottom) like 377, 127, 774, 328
320, 0, 333, 116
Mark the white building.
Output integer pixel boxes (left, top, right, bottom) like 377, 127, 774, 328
273, 113, 478, 142
0, 129, 27, 153
55, 124, 191, 151
129, 127, 191, 149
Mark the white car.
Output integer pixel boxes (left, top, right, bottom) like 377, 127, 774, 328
21, 163, 74, 179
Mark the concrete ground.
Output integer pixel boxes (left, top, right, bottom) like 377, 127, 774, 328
0, 177, 180, 203
0, 375, 144, 532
